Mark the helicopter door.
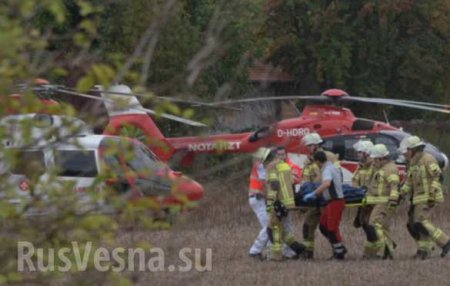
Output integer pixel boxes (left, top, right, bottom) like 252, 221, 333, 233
323, 134, 370, 184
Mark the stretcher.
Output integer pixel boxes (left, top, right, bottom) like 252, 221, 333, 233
294, 182, 366, 208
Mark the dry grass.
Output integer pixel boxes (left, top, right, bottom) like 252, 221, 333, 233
123, 175, 450, 286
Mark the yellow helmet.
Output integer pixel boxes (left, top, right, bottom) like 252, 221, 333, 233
400, 135, 425, 150
252, 147, 270, 161
302, 133, 323, 146
370, 144, 390, 158
353, 140, 373, 154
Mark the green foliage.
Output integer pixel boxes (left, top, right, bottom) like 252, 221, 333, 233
0, 1, 196, 284
97, 0, 264, 98
263, 0, 450, 117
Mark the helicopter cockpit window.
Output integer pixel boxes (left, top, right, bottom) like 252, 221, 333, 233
100, 137, 163, 177
127, 144, 163, 175
54, 150, 98, 177
102, 153, 125, 177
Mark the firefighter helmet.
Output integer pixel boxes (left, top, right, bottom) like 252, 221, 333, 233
353, 140, 373, 154
302, 133, 323, 146
400, 136, 425, 150
370, 144, 390, 158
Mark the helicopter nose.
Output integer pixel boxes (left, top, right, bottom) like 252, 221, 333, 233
177, 178, 204, 201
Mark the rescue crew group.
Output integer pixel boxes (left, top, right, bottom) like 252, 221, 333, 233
248, 133, 450, 261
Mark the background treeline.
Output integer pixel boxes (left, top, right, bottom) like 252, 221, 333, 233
24, 0, 448, 120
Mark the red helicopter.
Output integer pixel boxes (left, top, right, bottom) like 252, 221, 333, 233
75, 86, 448, 184
21, 83, 449, 184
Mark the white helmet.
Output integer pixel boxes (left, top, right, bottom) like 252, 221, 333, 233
370, 144, 390, 158
302, 133, 323, 146
252, 147, 270, 161
399, 136, 425, 151
353, 140, 374, 154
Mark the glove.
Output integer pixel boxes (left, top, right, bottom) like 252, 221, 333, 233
303, 192, 317, 202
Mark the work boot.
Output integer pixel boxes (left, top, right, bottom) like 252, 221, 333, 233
413, 250, 429, 260
288, 241, 305, 258
441, 240, 450, 258
332, 244, 347, 260
302, 250, 314, 260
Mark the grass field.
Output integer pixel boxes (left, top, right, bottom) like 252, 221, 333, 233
125, 173, 450, 286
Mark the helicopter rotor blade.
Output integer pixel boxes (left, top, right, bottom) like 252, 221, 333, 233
91, 89, 242, 111
208, 95, 323, 106
57, 88, 207, 127
389, 99, 450, 109
346, 96, 450, 114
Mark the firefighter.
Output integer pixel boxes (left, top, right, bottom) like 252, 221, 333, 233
273, 147, 302, 258
248, 147, 271, 259
362, 144, 400, 259
303, 151, 347, 259
274, 147, 303, 191
300, 132, 339, 259
352, 140, 374, 228
399, 136, 450, 259
266, 148, 305, 261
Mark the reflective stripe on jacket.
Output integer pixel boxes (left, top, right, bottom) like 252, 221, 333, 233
267, 160, 295, 209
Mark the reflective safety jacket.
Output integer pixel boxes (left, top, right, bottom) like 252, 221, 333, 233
286, 158, 302, 184
267, 160, 295, 209
352, 161, 374, 188
401, 152, 443, 205
366, 161, 400, 205
302, 149, 340, 184
249, 162, 266, 194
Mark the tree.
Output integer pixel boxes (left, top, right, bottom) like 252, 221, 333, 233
262, 0, 450, 114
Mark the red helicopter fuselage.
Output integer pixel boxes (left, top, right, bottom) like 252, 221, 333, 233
104, 104, 396, 160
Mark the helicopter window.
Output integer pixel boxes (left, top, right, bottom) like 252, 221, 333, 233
344, 138, 360, 161
9, 150, 45, 176
323, 137, 347, 160
352, 119, 375, 131
102, 153, 125, 177
127, 144, 163, 175
322, 140, 334, 151
100, 138, 163, 178
54, 150, 98, 177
